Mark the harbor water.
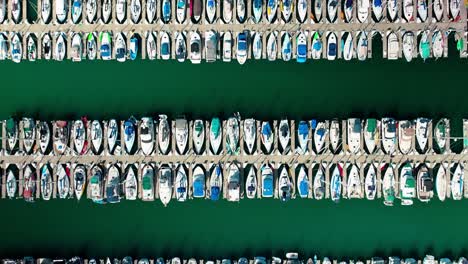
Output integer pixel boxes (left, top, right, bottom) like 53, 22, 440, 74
0, 53, 468, 258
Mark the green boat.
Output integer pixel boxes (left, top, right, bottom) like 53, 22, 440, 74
419, 31, 430, 61
400, 163, 416, 206
383, 165, 395, 206
210, 117, 222, 154
364, 118, 378, 154
434, 119, 447, 153
6, 117, 18, 153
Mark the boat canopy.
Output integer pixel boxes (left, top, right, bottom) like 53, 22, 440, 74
211, 118, 221, 136
142, 175, 152, 190
193, 178, 204, 197
297, 44, 307, 56
299, 179, 308, 196
6, 118, 15, 131
124, 121, 134, 135
90, 175, 100, 184
263, 177, 273, 196
262, 123, 272, 136
436, 121, 446, 136
313, 41, 322, 50
177, 186, 186, 193
367, 119, 376, 132
298, 121, 309, 135
310, 119, 317, 130
374, 0, 381, 6
210, 186, 220, 200
352, 120, 361, 133
194, 121, 203, 132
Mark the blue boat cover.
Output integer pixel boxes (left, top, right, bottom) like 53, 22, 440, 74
247, 185, 256, 192
124, 121, 134, 136
177, 186, 186, 193
310, 119, 317, 129
263, 177, 273, 196
313, 41, 322, 50
193, 179, 204, 197
317, 128, 325, 137
298, 121, 308, 136
262, 123, 272, 136
374, 0, 381, 6
298, 45, 307, 56
210, 186, 220, 201
299, 179, 308, 196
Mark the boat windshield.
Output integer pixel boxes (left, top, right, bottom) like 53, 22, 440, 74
238, 36, 247, 50
210, 186, 220, 200
191, 42, 200, 53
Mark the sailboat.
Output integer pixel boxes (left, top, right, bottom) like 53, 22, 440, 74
253, 0, 263, 23
175, 165, 188, 202
6, 168, 17, 199
267, 0, 278, 22
210, 164, 223, 201
222, 0, 233, 23
419, 31, 430, 61
297, 0, 307, 22
158, 115, 171, 155
327, 0, 338, 22
27, 35, 37, 61
72, 0, 82, 23
329, 119, 340, 153
73, 119, 86, 155
403, 0, 413, 21
281, 0, 293, 22
210, 117, 222, 154
101, 0, 112, 23
6, 118, 18, 154
57, 164, 71, 199
330, 165, 341, 203
53, 121, 69, 155
243, 118, 256, 154
281, 33, 292, 61
245, 166, 257, 199
343, 0, 353, 22
372, 0, 382, 21
107, 119, 118, 154
142, 164, 155, 201
124, 165, 138, 200
434, 119, 447, 153
347, 118, 361, 154
42, 0, 51, 22
124, 117, 136, 154
54, 33, 66, 61
297, 165, 309, 198
365, 164, 376, 200
451, 163, 463, 200
327, 32, 337, 60
237, 0, 246, 22
11, 33, 22, 63
342, 32, 354, 61
432, 30, 444, 59
86, 0, 97, 22
313, 166, 325, 200
279, 119, 290, 154
86, 33, 97, 60
74, 164, 87, 201
261, 163, 274, 198
347, 164, 362, 199
193, 165, 205, 198
146, 0, 156, 22
159, 165, 173, 206
252, 33, 262, 60
226, 117, 240, 155
116, 0, 126, 23
297, 121, 309, 154
41, 165, 53, 200
227, 163, 241, 202
357, 0, 369, 22
261, 121, 274, 154
435, 165, 446, 201
313, 121, 328, 154
206, 0, 216, 23
176, 32, 187, 62
193, 119, 205, 154
176, 0, 187, 23
267, 32, 277, 61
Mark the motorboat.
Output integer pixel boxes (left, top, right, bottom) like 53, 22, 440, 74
432, 30, 444, 59
402, 31, 414, 62
311, 32, 322, 60
357, 0, 369, 22
226, 117, 240, 155
387, 32, 399, 60
193, 165, 205, 198
329, 119, 340, 153
89, 165, 104, 203
210, 164, 223, 201
86, 0, 97, 22
41, 0, 51, 23
451, 163, 463, 200
23, 165, 36, 202
347, 164, 361, 199
342, 32, 353, 61
387, 0, 397, 21
417, 0, 427, 21
57, 164, 70, 199
73, 119, 87, 155
176, 0, 187, 23
236, 31, 247, 65
146, 32, 157, 60
130, 0, 141, 23
105, 164, 120, 203
223, 0, 233, 22
327, 32, 337, 60
281, 0, 293, 22
347, 118, 361, 154
372, 0, 382, 21
356, 32, 368, 61
261, 163, 274, 198
140, 117, 155, 155
193, 119, 205, 154
21, 118, 36, 154
449, 0, 460, 19
158, 115, 171, 154
56, 0, 67, 23
89, 120, 102, 154
102, 0, 112, 23
243, 118, 256, 154
296, 31, 307, 63
142, 164, 155, 201
71, 33, 82, 62
190, 31, 201, 63
160, 31, 171, 60
175, 165, 188, 202
54, 33, 66, 61
313, 0, 322, 21
327, 0, 338, 22
159, 165, 173, 206
278, 119, 290, 154
116, 33, 127, 62
417, 164, 433, 202
86, 33, 97, 60
398, 120, 414, 155
146, 0, 156, 22
129, 35, 138, 60
41, 165, 53, 200
297, 165, 309, 198
74, 164, 87, 201
313, 121, 327, 154
107, 119, 118, 154
0, 33, 8, 60
206, 0, 216, 23
245, 166, 257, 199
253, 0, 263, 23
176, 32, 186, 62
267, 0, 278, 22
365, 164, 376, 200
53, 121, 69, 155
252, 33, 262, 60
297, 0, 307, 22
297, 121, 309, 154
415, 117, 430, 154
27, 35, 37, 62
435, 165, 446, 201
6, 118, 17, 153
6, 168, 17, 199
210, 117, 222, 154
400, 163, 416, 206
261, 121, 274, 154
434, 119, 448, 153
71, 0, 82, 23
330, 165, 341, 203
116, 0, 126, 22
100, 31, 112, 60
419, 31, 430, 61
381, 117, 396, 155
279, 165, 292, 202
267, 32, 277, 61
313, 166, 325, 199
190, 0, 202, 22
237, 0, 246, 22
403, 0, 413, 21
382, 165, 396, 206
11, 33, 22, 63
175, 118, 189, 154
38, 121, 51, 154
343, 0, 353, 22
124, 117, 136, 154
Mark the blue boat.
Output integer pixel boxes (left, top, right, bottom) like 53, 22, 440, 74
261, 122, 273, 153
296, 32, 307, 63
261, 164, 274, 198
162, 0, 171, 22
210, 164, 223, 201
297, 166, 309, 198
124, 118, 136, 154
331, 165, 342, 203
193, 165, 205, 198
130, 36, 138, 60
297, 121, 309, 154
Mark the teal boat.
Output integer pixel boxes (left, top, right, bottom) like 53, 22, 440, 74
6, 117, 18, 153
434, 119, 447, 153
419, 31, 430, 61
210, 117, 222, 154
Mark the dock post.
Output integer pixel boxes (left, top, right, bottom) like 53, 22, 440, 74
204, 163, 210, 199
222, 119, 227, 154
188, 120, 194, 154
445, 119, 451, 153
444, 162, 451, 199
324, 162, 330, 199
2, 121, 6, 153
223, 162, 228, 199
291, 164, 296, 199
394, 163, 400, 198
1, 162, 6, 198
291, 120, 296, 153
274, 162, 279, 199
376, 162, 382, 198
120, 120, 126, 154
154, 162, 159, 199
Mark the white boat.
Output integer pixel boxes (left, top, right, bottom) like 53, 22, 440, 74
140, 117, 155, 156
347, 118, 361, 154
297, 121, 309, 154
71, 33, 82, 62
158, 115, 171, 154
342, 32, 354, 61
236, 32, 247, 65
159, 165, 173, 206
226, 117, 240, 154
210, 164, 223, 201
252, 33, 262, 60
433, 0, 443, 21
357, 0, 369, 22
146, 0, 156, 22
57, 164, 70, 199
261, 164, 274, 198
267, 0, 278, 22
101, 0, 112, 23
313, 0, 322, 21
387, 32, 399, 60
73, 120, 86, 154
100, 32, 112, 61
297, 0, 307, 22
54, 33, 66, 61
330, 165, 341, 203
41, 165, 53, 200
279, 119, 290, 154
107, 119, 118, 154
175, 118, 188, 155
176, 0, 187, 23
382, 165, 396, 206
237, 0, 246, 22
253, 0, 263, 23
124, 118, 136, 154
343, 0, 353, 22
124, 165, 138, 200
190, 31, 201, 64
116, 0, 127, 23
146, 32, 157, 60
243, 118, 256, 154
402, 32, 414, 62
435, 165, 446, 201
327, 0, 338, 22
387, 0, 397, 21
403, 0, 413, 21
311, 32, 322, 60
86, 0, 97, 22
415, 118, 429, 154
261, 121, 274, 154
417, 164, 433, 202
38, 121, 51, 154
26, 35, 37, 62
327, 32, 337, 60
357, 32, 368, 61
434, 119, 448, 153
175, 165, 188, 202
11, 34, 22, 63
365, 164, 376, 200
363, 119, 379, 154
160, 31, 171, 60
281, 0, 293, 22
142, 164, 155, 201
347, 164, 361, 199
6, 118, 18, 153
400, 163, 416, 206
206, 0, 216, 23
0, 34, 7, 60
372, 0, 382, 21
71, 0, 82, 23
451, 163, 463, 200
175, 32, 186, 62
329, 119, 340, 153
223, 0, 233, 22
53, 121, 69, 155
449, 0, 460, 19
41, 33, 52, 60
6, 169, 17, 199
313, 121, 327, 154
313, 166, 325, 199
23, 165, 36, 202
278, 165, 292, 202
297, 165, 309, 198
56, 0, 67, 23
86, 33, 97, 60
245, 166, 257, 199
296, 31, 307, 63
74, 164, 87, 201
432, 31, 444, 59
21, 118, 36, 154
282, 33, 292, 61
210, 117, 222, 154
417, 0, 427, 21
381, 117, 396, 155
267, 32, 277, 61
192, 119, 205, 154
398, 120, 413, 155
89, 165, 104, 202
222, 31, 232, 62
41, 0, 51, 23
193, 165, 205, 198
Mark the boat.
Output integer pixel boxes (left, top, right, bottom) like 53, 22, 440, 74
451, 163, 463, 200
116, 0, 126, 22
41, 165, 53, 200
261, 121, 274, 154
189, 31, 201, 63
297, 165, 309, 198
296, 32, 307, 63
357, 32, 368, 61
419, 31, 430, 61
223, 0, 233, 22
21, 118, 35, 154
434, 119, 447, 153
130, 0, 141, 23
313, 166, 325, 199
175, 118, 188, 154
313, 0, 322, 21
313, 121, 327, 154
176, 32, 186, 62
129, 35, 138, 60
23, 165, 36, 202
56, 0, 67, 23
382, 165, 396, 206
159, 165, 173, 206
417, 0, 427, 21
449, 0, 460, 19
71, 33, 82, 62
107, 119, 118, 154
11, 33, 22, 63
90, 120, 102, 154
237, 0, 246, 22
74, 164, 87, 201
281, 0, 293, 22
297, 0, 307, 22
71, 0, 82, 23
6, 168, 17, 199
86, 0, 97, 22
175, 165, 188, 202
327, 32, 337, 60
190, 0, 202, 22
330, 165, 341, 203
417, 164, 433, 202
297, 121, 309, 154
41, 0, 51, 22
146, 32, 157, 60
27, 35, 37, 61
57, 164, 70, 199
86, 33, 97, 60
160, 31, 171, 60
38, 121, 51, 154
0, 33, 7, 60
329, 119, 340, 153
210, 164, 223, 201
236, 31, 247, 65
387, 32, 399, 60
365, 164, 376, 200
142, 164, 155, 201
261, 163, 274, 198
146, 0, 156, 21
398, 120, 413, 155
101, 0, 112, 23
343, 0, 353, 22
267, 32, 277, 61
243, 118, 256, 154
347, 164, 361, 199
73, 119, 86, 154
193, 165, 205, 198
158, 115, 171, 154
327, 0, 338, 22
54, 33, 66, 61
372, 0, 382, 21
435, 165, 446, 201
89, 165, 104, 203
210, 117, 222, 154
357, 0, 369, 22
100, 31, 112, 60
309, 32, 322, 60
415, 117, 430, 154
53, 121, 69, 155
363, 119, 379, 154
192, 119, 205, 154
267, 0, 278, 22
403, 0, 413, 21
387, 0, 397, 21
252, 33, 262, 60
245, 166, 257, 199
253, 0, 263, 23
400, 163, 416, 205
124, 117, 136, 154
279, 119, 290, 154
432, 30, 444, 59
402, 31, 414, 62
140, 117, 155, 155
279, 165, 292, 201
176, 0, 187, 23
226, 117, 240, 155
381, 117, 396, 155
105, 165, 120, 203
347, 118, 361, 154
206, 0, 216, 23
342, 32, 353, 61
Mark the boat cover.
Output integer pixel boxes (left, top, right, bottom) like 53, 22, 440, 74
310, 119, 317, 129
211, 119, 221, 136
374, 0, 381, 6
142, 175, 152, 190
263, 177, 273, 196
6, 118, 15, 132
193, 178, 204, 197
210, 186, 220, 200
298, 121, 308, 136
124, 121, 134, 135
262, 123, 272, 136
367, 119, 376, 132
299, 179, 308, 196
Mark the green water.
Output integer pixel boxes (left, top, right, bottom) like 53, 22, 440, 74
1, 53, 468, 258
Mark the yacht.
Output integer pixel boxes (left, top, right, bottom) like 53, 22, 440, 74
417, 164, 433, 202
383, 165, 396, 206
158, 115, 171, 154
327, 0, 338, 22
357, 0, 369, 22
297, 165, 309, 198
227, 163, 241, 202
311, 32, 322, 60
313, 0, 322, 21
175, 165, 188, 202
415, 117, 430, 154
296, 32, 307, 63
38, 121, 51, 154
74, 164, 87, 201
159, 165, 173, 206
312, 121, 327, 154
86, 33, 97, 60
142, 164, 155, 201
146, 32, 157, 60
210, 164, 223, 201
267, 0, 278, 22
140, 117, 155, 156
56, 0, 68, 23
23, 165, 36, 202
189, 31, 201, 64
176, 32, 187, 62
279, 165, 292, 202
226, 117, 240, 155
261, 163, 274, 198
343, 0, 353, 22
131, 0, 142, 23
236, 32, 247, 65
176, 0, 187, 23
451, 163, 463, 200
279, 119, 291, 154
146, 0, 156, 21
387, 32, 399, 60
400, 163, 416, 206
329, 119, 340, 153
364, 118, 379, 154
86, 0, 97, 22
210, 117, 222, 154
116, 0, 126, 22
252, 33, 262, 60
267, 32, 277, 61
357, 31, 368, 61
365, 164, 376, 200
245, 166, 257, 199
347, 118, 361, 154
71, 33, 82, 62
57, 164, 70, 199
175, 118, 189, 155
11, 33, 22, 63
223, 0, 233, 22
21, 118, 36, 154
115, 33, 127, 63
402, 31, 414, 62
297, 121, 309, 154
206, 0, 216, 23
435, 165, 446, 201
105, 164, 121, 203
313, 166, 325, 200
193, 165, 205, 198
41, 165, 53, 200
107, 119, 119, 154
281, 33, 292, 61
193, 119, 205, 154
123, 165, 137, 200
73, 119, 86, 155
89, 165, 104, 203
160, 31, 171, 60
124, 117, 136, 154
53, 121, 69, 155
261, 121, 274, 154
0, 33, 8, 60
381, 118, 396, 155
327, 32, 337, 60
100, 31, 112, 60
449, 0, 460, 19
398, 120, 413, 155
91, 120, 102, 154
330, 165, 341, 203
281, 0, 293, 22
347, 164, 361, 199
342, 32, 353, 61
434, 119, 448, 153
71, 0, 82, 23
243, 118, 256, 154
